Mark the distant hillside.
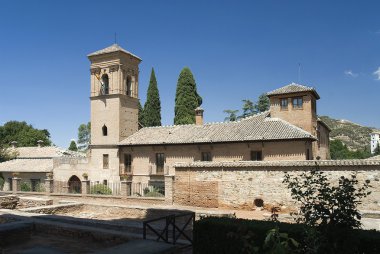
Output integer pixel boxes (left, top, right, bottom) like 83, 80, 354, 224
319, 116, 379, 151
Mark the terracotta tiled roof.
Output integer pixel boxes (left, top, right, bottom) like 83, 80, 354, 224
267, 83, 320, 99
7, 146, 86, 159
120, 111, 315, 146
0, 158, 53, 172
87, 43, 141, 60
175, 159, 380, 168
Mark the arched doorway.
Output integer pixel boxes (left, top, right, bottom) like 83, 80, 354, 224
68, 175, 81, 194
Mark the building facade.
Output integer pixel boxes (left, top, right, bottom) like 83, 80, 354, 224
371, 131, 380, 154
0, 44, 330, 190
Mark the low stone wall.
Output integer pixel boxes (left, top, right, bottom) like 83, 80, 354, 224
174, 160, 380, 211
0, 195, 19, 209
19, 203, 83, 214
17, 196, 53, 209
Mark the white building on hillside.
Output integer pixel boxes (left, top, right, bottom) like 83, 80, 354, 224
370, 131, 380, 154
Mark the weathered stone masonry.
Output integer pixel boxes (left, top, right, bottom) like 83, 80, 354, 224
174, 160, 380, 211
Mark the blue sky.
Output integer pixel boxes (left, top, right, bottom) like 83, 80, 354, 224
0, 0, 379, 148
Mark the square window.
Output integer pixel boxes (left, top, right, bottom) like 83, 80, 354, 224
201, 152, 212, 161
292, 97, 303, 109
251, 151, 262, 161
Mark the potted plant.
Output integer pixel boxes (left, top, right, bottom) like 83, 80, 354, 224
82, 173, 88, 180
12, 172, 20, 178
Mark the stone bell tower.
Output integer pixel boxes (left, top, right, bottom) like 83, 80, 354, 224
88, 44, 142, 145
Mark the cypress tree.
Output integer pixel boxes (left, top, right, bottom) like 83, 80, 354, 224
143, 68, 161, 127
68, 140, 78, 151
174, 67, 202, 125
138, 100, 144, 129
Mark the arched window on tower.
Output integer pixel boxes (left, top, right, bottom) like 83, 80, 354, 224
102, 125, 108, 136
126, 76, 132, 96
101, 74, 109, 95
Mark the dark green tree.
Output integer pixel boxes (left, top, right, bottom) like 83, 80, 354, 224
0, 121, 51, 147
77, 122, 91, 151
138, 100, 144, 129
330, 140, 371, 159
174, 67, 202, 125
223, 109, 239, 122
374, 143, 380, 156
255, 93, 270, 112
240, 99, 255, 119
68, 140, 78, 151
143, 68, 161, 127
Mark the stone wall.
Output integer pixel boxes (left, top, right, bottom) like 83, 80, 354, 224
174, 161, 380, 211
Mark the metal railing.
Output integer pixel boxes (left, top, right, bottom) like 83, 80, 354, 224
129, 182, 165, 197
89, 181, 121, 196
143, 212, 195, 245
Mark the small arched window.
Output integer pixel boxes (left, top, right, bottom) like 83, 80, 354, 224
126, 76, 132, 96
101, 74, 109, 95
102, 125, 108, 136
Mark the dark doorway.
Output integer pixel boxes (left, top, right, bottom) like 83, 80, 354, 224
68, 175, 81, 194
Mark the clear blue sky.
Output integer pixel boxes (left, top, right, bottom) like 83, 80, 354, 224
1, 0, 379, 148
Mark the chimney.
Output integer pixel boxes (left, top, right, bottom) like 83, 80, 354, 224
195, 107, 204, 125
10, 141, 17, 148
37, 140, 44, 148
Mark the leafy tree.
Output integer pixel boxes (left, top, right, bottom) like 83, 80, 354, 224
68, 140, 78, 151
255, 93, 270, 113
330, 140, 371, 159
143, 68, 161, 127
224, 109, 239, 122
174, 67, 202, 125
241, 99, 255, 119
138, 100, 144, 129
283, 164, 372, 229
0, 121, 51, 147
374, 143, 380, 156
77, 122, 91, 151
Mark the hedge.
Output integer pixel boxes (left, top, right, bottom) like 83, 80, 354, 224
193, 217, 380, 254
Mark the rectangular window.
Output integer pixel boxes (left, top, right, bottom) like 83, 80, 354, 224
156, 153, 165, 174
103, 154, 109, 169
103, 180, 108, 186
31, 179, 40, 192
251, 151, 262, 161
8, 178, 12, 191
124, 154, 132, 173
280, 98, 288, 110
292, 97, 303, 109
306, 149, 310, 160
201, 152, 212, 161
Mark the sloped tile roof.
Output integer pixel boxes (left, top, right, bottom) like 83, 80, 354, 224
175, 159, 380, 168
87, 43, 142, 60
8, 146, 86, 159
267, 83, 320, 99
0, 158, 53, 172
119, 112, 315, 146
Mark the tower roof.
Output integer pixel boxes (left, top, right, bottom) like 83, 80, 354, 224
267, 83, 320, 99
87, 43, 141, 60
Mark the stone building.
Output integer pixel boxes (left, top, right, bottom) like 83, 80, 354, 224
0, 44, 330, 189
53, 44, 330, 185
371, 131, 380, 154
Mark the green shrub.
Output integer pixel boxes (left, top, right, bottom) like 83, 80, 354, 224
90, 184, 112, 195
35, 183, 45, 192
143, 186, 164, 197
20, 182, 32, 192
193, 217, 380, 254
